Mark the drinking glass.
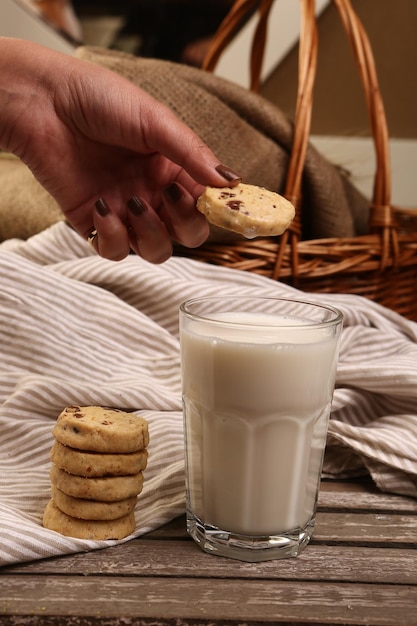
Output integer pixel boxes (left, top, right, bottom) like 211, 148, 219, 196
180, 296, 343, 562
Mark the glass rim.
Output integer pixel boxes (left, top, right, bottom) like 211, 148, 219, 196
180, 295, 343, 330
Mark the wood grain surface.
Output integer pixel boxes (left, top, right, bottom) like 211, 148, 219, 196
1, 478, 416, 625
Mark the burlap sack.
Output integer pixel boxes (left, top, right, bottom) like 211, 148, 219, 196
0, 153, 64, 242
0, 46, 369, 242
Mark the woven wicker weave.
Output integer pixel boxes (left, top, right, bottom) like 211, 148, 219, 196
191, 0, 417, 321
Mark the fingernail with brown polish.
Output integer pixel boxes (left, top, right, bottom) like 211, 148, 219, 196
95, 198, 111, 216
127, 195, 147, 216
215, 164, 242, 183
163, 182, 183, 203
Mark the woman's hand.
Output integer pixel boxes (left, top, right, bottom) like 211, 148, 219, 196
0, 38, 241, 262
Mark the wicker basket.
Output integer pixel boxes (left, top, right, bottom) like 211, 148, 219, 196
189, 0, 417, 321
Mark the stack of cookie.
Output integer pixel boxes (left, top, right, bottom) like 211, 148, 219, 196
43, 405, 149, 540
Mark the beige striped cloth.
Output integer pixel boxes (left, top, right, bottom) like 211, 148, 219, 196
1, 222, 416, 565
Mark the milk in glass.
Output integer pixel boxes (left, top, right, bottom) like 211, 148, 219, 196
180, 298, 342, 561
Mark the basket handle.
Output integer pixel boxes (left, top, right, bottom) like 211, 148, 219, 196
202, 0, 275, 93
331, 0, 398, 270
202, 0, 398, 275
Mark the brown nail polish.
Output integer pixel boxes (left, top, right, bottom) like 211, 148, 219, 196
95, 198, 111, 216
163, 182, 183, 203
215, 164, 242, 183
127, 195, 147, 216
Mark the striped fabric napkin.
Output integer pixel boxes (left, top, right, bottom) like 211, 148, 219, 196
1, 222, 416, 565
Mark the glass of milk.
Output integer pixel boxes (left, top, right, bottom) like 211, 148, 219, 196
179, 295, 343, 562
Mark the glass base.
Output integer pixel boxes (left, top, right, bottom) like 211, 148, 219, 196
186, 511, 315, 562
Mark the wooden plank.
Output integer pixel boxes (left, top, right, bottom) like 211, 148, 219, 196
318, 480, 417, 513
1, 576, 416, 625
2, 541, 417, 585
313, 511, 417, 544
1, 478, 414, 626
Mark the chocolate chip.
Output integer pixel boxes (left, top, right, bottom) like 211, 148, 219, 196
227, 200, 243, 211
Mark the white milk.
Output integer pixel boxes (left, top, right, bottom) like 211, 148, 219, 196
181, 312, 339, 536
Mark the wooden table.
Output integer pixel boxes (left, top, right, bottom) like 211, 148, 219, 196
1, 477, 417, 625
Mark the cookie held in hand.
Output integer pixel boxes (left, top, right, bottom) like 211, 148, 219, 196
197, 183, 295, 239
